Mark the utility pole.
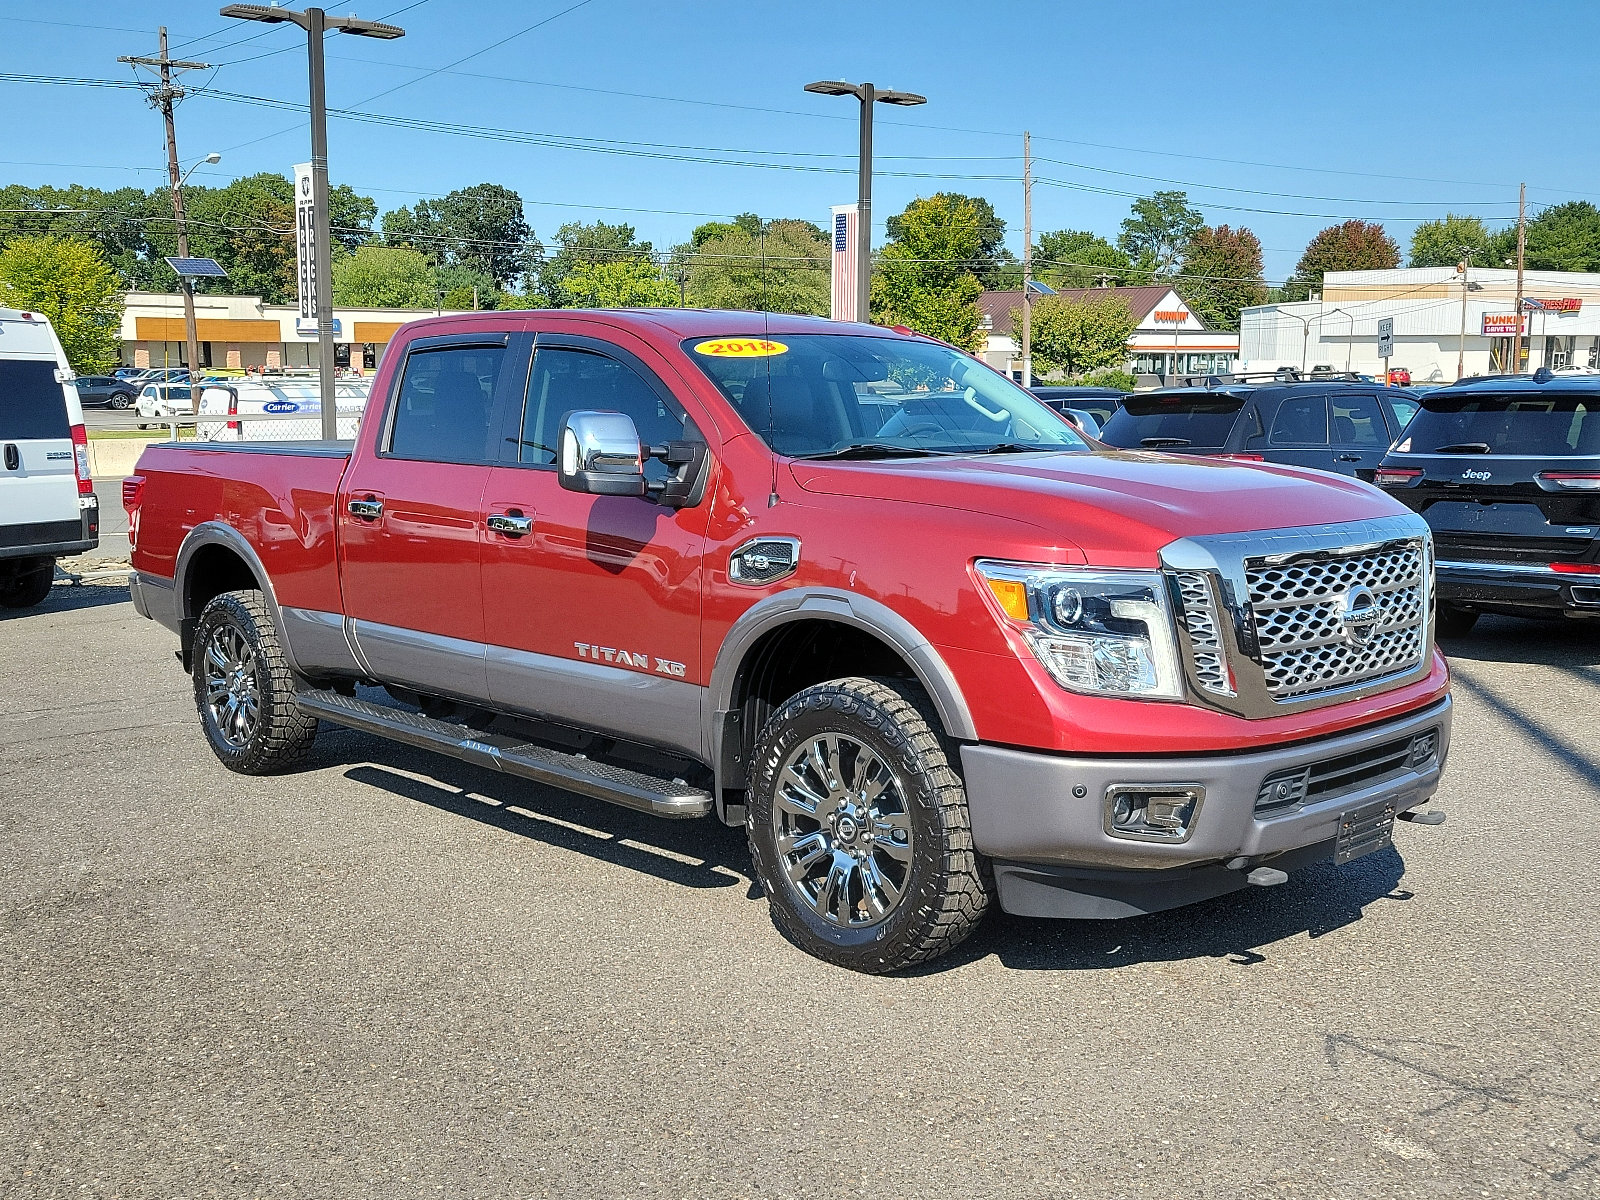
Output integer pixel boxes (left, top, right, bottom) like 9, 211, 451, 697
1512, 182, 1527, 372
1021, 130, 1032, 388
120, 30, 210, 382
1455, 251, 1475, 382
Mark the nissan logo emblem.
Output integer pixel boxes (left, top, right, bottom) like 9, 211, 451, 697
1340, 585, 1382, 646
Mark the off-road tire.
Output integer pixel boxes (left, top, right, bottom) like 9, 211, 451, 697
746, 676, 990, 973
1436, 605, 1479, 638
192, 589, 318, 774
0, 558, 55, 609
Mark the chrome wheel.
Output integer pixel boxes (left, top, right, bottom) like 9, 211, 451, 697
203, 623, 261, 749
772, 733, 913, 927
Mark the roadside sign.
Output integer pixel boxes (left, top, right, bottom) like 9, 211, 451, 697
1377, 318, 1394, 359
293, 162, 316, 326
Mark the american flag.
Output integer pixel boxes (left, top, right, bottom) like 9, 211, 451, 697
831, 204, 859, 322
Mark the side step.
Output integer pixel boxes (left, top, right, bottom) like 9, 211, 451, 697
296, 688, 712, 819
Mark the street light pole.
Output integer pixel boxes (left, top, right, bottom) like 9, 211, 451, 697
804, 79, 926, 324
219, 5, 404, 439
1283, 310, 1310, 373
1326, 306, 1354, 373
1455, 249, 1476, 382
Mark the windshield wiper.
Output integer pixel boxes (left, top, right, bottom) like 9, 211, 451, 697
1432, 441, 1491, 454
1140, 436, 1191, 448
968, 442, 1065, 455
797, 442, 949, 461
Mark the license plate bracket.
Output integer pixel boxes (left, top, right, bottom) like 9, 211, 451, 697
1335, 797, 1398, 865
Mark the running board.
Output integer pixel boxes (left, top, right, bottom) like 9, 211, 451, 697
296, 688, 712, 819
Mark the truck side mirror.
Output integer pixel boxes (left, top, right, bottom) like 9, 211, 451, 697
558, 410, 646, 497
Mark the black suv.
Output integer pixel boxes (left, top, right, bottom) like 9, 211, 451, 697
1374, 371, 1600, 633
1097, 376, 1420, 478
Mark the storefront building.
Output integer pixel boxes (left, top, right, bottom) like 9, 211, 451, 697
978, 286, 1240, 380
118, 292, 469, 373
1240, 268, 1600, 382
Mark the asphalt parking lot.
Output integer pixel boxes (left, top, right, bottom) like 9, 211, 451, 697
3, 584, 1598, 1199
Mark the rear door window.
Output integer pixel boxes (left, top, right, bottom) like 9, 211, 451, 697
1100, 393, 1244, 450
1268, 394, 1330, 445
1400, 392, 1600, 455
1330, 392, 1388, 447
387, 343, 508, 463
0, 360, 70, 440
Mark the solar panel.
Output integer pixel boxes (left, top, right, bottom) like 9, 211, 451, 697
165, 256, 229, 279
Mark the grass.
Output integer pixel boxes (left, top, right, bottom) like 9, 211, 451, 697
88, 428, 193, 440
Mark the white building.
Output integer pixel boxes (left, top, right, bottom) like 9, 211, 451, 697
1240, 268, 1600, 382
978, 286, 1239, 381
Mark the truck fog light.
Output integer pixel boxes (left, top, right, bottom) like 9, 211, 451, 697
1407, 731, 1438, 767
1103, 784, 1205, 843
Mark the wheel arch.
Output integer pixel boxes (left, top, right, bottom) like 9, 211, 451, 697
174, 523, 296, 672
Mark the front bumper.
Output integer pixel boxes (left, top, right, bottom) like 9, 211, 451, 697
1437, 559, 1600, 617
960, 695, 1451, 919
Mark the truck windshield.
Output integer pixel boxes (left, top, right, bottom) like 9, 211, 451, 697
1099, 392, 1245, 451
1398, 391, 1600, 456
685, 333, 1087, 458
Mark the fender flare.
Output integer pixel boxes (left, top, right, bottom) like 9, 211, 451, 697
173, 522, 302, 674
706, 588, 980, 767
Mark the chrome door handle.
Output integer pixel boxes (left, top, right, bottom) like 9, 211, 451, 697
347, 497, 383, 520
486, 513, 534, 536
1336, 454, 1362, 462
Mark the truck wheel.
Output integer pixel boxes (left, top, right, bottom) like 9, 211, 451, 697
1437, 605, 1479, 638
0, 558, 55, 609
746, 677, 990, 973
192, 589, 317, 774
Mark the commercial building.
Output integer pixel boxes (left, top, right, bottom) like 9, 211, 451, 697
118, 291, 468, 372
1240, 268, 1600, 381
978, 286, 1240, 380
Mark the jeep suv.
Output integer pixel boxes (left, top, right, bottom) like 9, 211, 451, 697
1374, 371, 1600, 633
1099, 378, 1420, 479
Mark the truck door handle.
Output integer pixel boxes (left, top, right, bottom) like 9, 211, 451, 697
3, 444, 17, 471
1336, 454, 1363, 462
347, 497, 383, 520
486, 512, 534, 536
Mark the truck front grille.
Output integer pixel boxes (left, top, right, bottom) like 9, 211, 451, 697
1173, 571, 1233, 696
1244, 540, 1427, 701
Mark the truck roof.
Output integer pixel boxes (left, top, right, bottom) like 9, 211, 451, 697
389, 308, 906, 342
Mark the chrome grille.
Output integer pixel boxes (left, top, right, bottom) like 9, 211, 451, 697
1173, 571, 1233, 696
1246, 540, 1427, 701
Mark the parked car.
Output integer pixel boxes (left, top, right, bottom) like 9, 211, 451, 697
134, 383, 196, 428
1386, 367, 1412, 387
1029, 385, 1126, 430
195, 378, 372, 441
1099, 378, 1420, 479
113, 367, 146, 382
72, 374, 138, 409
1374, 369, 1600, 633
0, 308, 98, 607
126, 310, 1451, 973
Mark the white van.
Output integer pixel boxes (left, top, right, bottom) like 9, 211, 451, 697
195, 377, 371, 441
0, 308, 97, 608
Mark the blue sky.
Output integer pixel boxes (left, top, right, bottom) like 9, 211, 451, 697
6, 0, 1600, 282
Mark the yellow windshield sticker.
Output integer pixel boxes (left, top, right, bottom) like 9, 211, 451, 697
694, 338, 788, 358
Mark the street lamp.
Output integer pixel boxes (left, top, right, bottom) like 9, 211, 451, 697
803, 79, 926, 325
1325, 306, 1355, 374
219, 5, 404, 439
167, 151, 221, 383
1454, 250, 1480, 382
1282, 309, 1311, 374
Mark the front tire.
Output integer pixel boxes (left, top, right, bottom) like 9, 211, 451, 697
192, 589, 317, 774
0, 558, 55, 609
746, 677, 990, 973
108, 392, 132, 410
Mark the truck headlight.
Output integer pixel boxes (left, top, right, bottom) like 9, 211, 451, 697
974, 561, 1185, 701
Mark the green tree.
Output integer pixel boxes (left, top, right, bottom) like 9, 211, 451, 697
382, 183, 536, 288
690, 212, 764, 248
1285, 220, 1400, 300
1016, 292, 1137, 378
538, 221, 654, 306
0, 184, 164, 290
685, 221, 829, 314
1118, 191, 1203, 278
1034, 229, 1133, 289
331, 244, 435, 308
1521, 201, 1600, 272
887, 192, 1011, 287
1409, 214, 1492, 269
434, 263, 501, 310
559, 258, 679, 308
1177, 224, 1266, 332
0, 236, 122, 372
872, 194, 986, 351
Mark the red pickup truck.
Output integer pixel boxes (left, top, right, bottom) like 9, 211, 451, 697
126, 310, 1451, 972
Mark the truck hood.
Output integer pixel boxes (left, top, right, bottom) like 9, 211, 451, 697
789, 450, 1410, 563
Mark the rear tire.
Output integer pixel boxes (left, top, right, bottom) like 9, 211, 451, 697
745, 676, 990, 974
1437, 605, 1479, 638
192, 589, 318, 774
0, 558, 55, 609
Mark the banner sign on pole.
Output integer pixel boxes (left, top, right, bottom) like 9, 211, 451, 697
293, 162, 317, 329
830, 204, 859, 323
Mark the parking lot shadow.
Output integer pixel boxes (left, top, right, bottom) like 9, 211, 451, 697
0, 580, 130, 619
1437, 613, 1600, 670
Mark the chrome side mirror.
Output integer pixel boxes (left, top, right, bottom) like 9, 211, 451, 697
558, 410, 646, 497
